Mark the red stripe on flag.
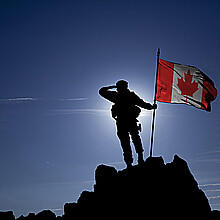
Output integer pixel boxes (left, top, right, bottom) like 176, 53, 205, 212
156, 59, 174, 103
201, 76, 218, 111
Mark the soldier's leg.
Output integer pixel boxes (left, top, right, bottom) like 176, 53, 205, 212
116, 125, 133, 167
130, 123, 144, 164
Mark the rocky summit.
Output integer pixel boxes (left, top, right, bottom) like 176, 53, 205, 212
1, 155, 220, 219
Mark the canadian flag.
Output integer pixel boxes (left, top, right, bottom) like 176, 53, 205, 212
156, 59, 217, 111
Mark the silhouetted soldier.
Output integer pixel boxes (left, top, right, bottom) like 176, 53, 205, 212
99, 80, 157, 168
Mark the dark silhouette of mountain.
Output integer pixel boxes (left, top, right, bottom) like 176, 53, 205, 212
1, 155, 220, 219
0, 211, 15, 220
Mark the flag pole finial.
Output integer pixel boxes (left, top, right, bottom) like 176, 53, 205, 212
157, 48, 160, 58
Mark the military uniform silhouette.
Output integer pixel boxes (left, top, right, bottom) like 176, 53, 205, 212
99, 80, 157, 168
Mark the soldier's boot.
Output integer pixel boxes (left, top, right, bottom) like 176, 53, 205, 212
124, 152, 133, 169
126, 162, 132, 170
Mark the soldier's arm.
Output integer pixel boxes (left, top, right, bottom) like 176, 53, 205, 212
99, 86, 117, 102
133, 93, 157, 110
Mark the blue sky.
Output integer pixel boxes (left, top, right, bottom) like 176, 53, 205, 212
0, 0, 220, 217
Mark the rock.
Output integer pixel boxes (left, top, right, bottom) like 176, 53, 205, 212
16, 213, 35, 220
0, 211, 15, 220
63, 203, 78, 219
211, 210, 220, 219
63, 154, 212, 219
35, 210, 56, 220
16, 215, 25, 220
8, 154, 219, 219
15, 210, 56, 220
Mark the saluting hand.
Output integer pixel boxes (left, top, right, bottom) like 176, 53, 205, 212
107, 85, 117, 89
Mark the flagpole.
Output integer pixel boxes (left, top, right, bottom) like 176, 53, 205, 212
149, 48, 160, 157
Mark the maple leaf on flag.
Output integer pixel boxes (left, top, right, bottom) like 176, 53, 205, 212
177, 70, 199, 97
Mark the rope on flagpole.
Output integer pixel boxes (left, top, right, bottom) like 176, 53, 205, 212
149, 48, 160, 157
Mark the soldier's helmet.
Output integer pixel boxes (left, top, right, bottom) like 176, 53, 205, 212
116, 80, 128, 90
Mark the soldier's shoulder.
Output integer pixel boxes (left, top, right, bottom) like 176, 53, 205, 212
130, 91, 139, 97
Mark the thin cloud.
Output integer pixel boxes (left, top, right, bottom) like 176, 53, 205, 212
191, 157, 220, 163
189, 150, 220, 164
0, 97, 88, 104
192, 158, 220, 163
195, 150, 220, 156
51, 208, 63, 211
45, 109, 109, 116
0, 97, 38, 103
45, 108, 153, 117
59, 98, 88, 101
208, 195, 220, 200
200, 183, 220, 187
38, 179, 94, 186
206, 189, 220, 192
200, 182, 220, 203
